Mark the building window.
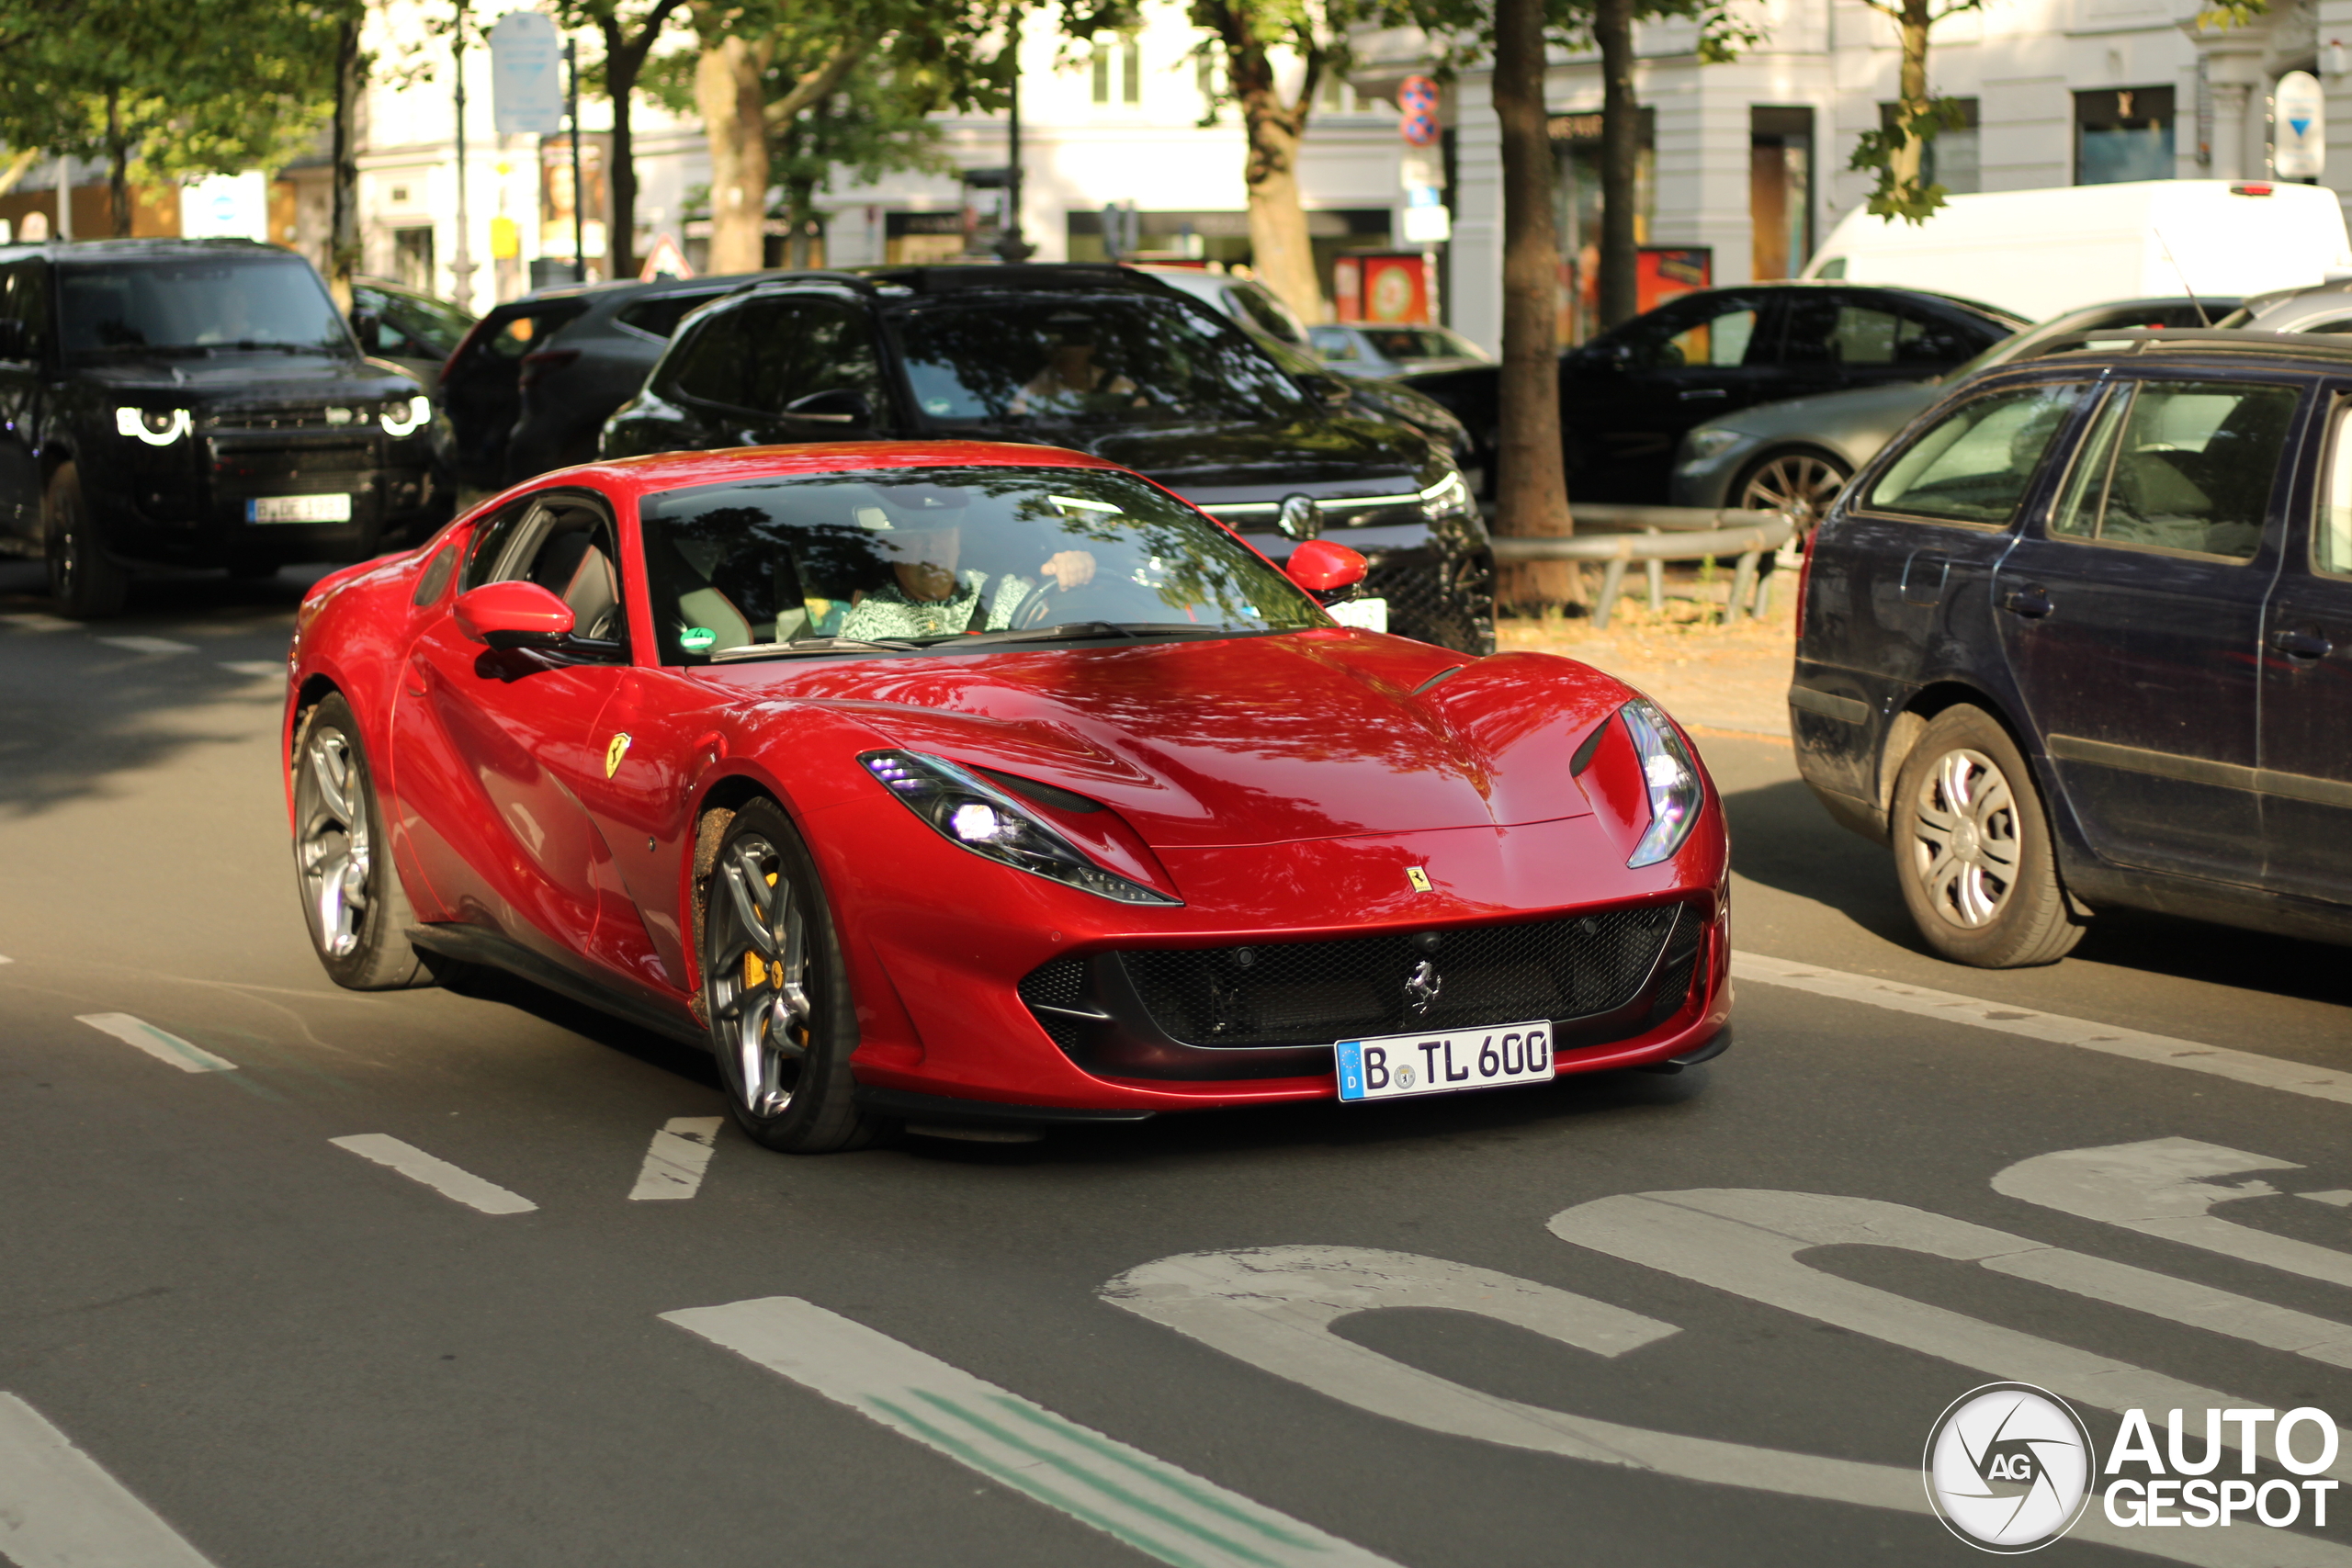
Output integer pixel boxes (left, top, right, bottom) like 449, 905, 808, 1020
1877, 97, 1980, 196
1750, 107, 1814, 281
1549, 108, 1657, 344
392, 226, 435, 292
2077, 87, 2174, 184
1092, 34, 1140, 105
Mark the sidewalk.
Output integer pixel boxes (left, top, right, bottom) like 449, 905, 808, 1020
1495, 568, 1796, 739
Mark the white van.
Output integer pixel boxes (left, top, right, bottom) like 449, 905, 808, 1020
1803, 179, 2352, 321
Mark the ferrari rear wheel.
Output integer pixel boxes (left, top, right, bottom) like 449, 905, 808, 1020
292, 693, 430, 989
699, 798, 878, 1154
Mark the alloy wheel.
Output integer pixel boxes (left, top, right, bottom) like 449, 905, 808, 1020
1739, 453, 1848, 529
296, 728, 372, 958
1907, 746, 2020, 929
707, 834, 812, 1118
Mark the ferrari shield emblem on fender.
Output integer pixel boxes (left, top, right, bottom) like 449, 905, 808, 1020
605, 733, 631, 778
1405, 866, 1432, 892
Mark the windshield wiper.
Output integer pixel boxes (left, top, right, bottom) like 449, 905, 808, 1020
707, 637, 921, 662
950, 622, 1145, 646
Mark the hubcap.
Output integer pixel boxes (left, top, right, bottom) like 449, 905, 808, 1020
707, 834, 811, 1119
1742, 455, 1847, 529
1907, 746, 2020, 929
296, 729, 371, 958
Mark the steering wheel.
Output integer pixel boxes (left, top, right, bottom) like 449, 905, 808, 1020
1009, 578, 1131, 630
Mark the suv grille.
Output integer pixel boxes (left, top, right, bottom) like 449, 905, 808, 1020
1119, 905, 1683, 1050
199, 404, 367, 434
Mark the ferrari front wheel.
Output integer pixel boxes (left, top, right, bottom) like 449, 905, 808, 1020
292, 694, 430, 989
699, 798, 878, 1153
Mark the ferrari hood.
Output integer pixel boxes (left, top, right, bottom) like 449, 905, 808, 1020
758, 634, 1628, 849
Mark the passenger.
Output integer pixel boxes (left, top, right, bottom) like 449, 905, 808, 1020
837, 521, 1097, 640
1008, 321, 1144, 414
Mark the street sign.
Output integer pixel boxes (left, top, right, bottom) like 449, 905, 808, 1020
179, 173, 267, 242
1398, 74, 1440, 148
491, 11, 564, 137
2275, 70, 2324, 179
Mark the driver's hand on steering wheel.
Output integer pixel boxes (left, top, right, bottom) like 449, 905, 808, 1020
1039, 550, 1096, 591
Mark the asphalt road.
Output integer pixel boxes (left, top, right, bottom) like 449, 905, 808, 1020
5, 562, 2352, 1568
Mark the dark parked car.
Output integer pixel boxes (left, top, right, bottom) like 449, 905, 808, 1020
439, 273, 765, 493
602, 265, 1493, 653
1407, 281, 2027, 504
349, 276, 474, 392
0, 239, 436, 616
1791, 330, 2352, 966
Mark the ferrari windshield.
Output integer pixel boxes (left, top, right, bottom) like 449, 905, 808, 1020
639, 465, 1326, 665
887, 297, 1309, 429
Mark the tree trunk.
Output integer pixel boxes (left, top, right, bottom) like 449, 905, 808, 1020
1594, 0, 1639, 329
695, 27, 770, 275
599, 15, 643, 280
106, 90, 130, 236
1215, 20, 1325, 322
1893, 0, 1930, 191
1491, 0, 1576, 610
328, 16, 364, 309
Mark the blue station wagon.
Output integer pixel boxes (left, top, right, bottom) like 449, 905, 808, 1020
1790, 332, 2352, 966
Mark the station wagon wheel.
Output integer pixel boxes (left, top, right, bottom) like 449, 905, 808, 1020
1735, 449, 1849, 535
698, 797, 878, 1153
290, 693, 430, 989
1891, 705, 2083, 968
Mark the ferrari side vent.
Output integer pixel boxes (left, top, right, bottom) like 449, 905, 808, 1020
1641, 908, 1705, 1032
1017, 957, 1092, 1055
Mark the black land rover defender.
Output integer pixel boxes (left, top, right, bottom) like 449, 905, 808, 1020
0, 239, 440, 616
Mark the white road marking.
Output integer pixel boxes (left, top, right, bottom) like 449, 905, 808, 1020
92, 635, 197, 656
2305, 1190, 2352, 1208
0, 1393, 220, 1567
1997, 1139, 2352, 1290
628, 1116, 721, 1201
1734, 950, 2352, 1106
1104, 1247, 2334, 1566
0, 612, 74, 632
663, 1294, 1399, 1568
216, 660, 286, 679
328, 1134, 537, 1215
76, 1012, 236, 1074
1548, 1189, 2352, 1475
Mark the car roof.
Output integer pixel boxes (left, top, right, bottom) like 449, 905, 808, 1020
0, 237, 292, 262
1646, 278, 2031, 327
488, 439, 1130, 507
1991, 327, 2352, 375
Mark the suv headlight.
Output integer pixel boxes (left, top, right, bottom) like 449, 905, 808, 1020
116, 407, 191, 446
860, 750, 1181, 905
1622, 697, 1704, 868
1419, 465, 1475, 521
379, 395, 431, 436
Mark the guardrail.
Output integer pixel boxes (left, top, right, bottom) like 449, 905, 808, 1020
1486, 505, 1797, 630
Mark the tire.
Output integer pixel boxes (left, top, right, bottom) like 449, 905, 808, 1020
698, 797, 879, 1153
1890, 705, 2084, 968
43, 464, 129, 619
291, 694, 432, 989
1734, 448, 1850, 534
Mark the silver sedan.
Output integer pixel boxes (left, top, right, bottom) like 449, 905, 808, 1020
1668, 297, 2233, 528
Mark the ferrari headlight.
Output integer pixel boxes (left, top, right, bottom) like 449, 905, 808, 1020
860, 750, 1181, 905
1622, 697, 1703, 868
116, 407, 191, 446
379, 395, 431, 436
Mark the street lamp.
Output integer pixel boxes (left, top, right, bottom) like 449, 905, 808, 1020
992, 6, 1033, 262
449, 0, 477, 310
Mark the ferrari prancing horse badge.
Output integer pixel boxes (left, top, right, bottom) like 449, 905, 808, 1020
1406, 866, 1431, 891
605, 733, 631, 778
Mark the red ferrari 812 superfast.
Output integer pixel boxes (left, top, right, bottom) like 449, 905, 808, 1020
282, 443, 1730, 1152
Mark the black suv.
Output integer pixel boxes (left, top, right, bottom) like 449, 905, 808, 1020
0, 239, 436, 615
602, 265, 1492, 653
1792, 332, 2352, 965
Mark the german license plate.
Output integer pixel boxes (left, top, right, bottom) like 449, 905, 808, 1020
1324, 596, 1388, 633
1335, 1020, 1554, 1102
246, 494, 351, 524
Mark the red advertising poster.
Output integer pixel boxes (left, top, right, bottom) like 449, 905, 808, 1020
1559, 246, 1712, 344
1336, 253, 1433, 324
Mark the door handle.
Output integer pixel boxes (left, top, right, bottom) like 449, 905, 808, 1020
1678, 388, 1728, 401
2001, 585, 2054, 619
2271, 626, 2334, 660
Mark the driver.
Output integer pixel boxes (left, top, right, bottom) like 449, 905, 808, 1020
1007, 319, 1144, 414
837, 521, 1097, 640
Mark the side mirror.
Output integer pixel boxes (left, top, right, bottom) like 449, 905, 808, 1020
454, 581, 575, 649
1284, 539, 1370, 599
351, 309, 381, 355
783, 388, 873, 425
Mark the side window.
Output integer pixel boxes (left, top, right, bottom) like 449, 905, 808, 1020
2320, 400, 2352, 578
2047, 380, 2295, 561
1229, 285, 1306, 346
618, 290, 726, 341
1894, 309, 1981, 366
665, 302, 767, 408
1783, 295, 1901, 367
1867, 383, 2084, 525
482, 301, 586, 361
463, 495, 628, 648
1308, 327, 1360, 361
3, 263, 51, 360
758, 299, 886, 418
1614, 294, 1773, 370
